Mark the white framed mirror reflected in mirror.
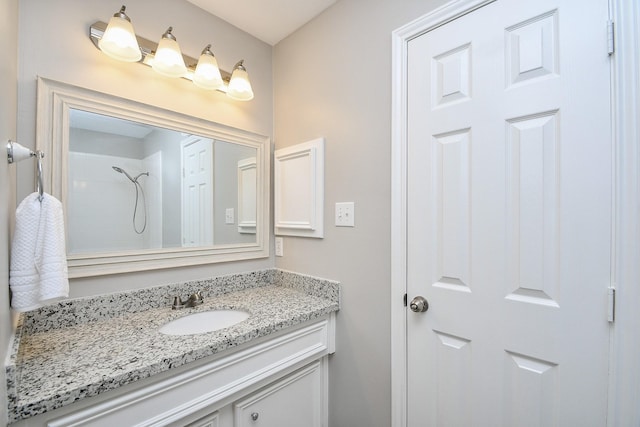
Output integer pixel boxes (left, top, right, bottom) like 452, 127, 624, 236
36, 77, 270, 278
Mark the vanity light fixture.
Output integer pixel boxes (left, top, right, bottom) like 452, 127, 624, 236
90, 5, 254, 101
227, 60, 255, 101
192, 45, 224, 90
98, 6, 141, 62
151, 27, 187, 78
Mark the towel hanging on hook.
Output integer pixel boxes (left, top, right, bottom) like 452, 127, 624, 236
6, 140, 45, 201
7, 139, 68, 311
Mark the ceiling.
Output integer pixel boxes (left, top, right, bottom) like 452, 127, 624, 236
70, 109, 153, 139
185, 0, 337, 45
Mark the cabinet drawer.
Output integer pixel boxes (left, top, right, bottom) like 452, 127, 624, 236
234, 361, 324, 427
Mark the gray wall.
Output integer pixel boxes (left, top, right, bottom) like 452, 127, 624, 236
273, 1, 445, 425
0, 0, 18, 423
16, 0, 275, 297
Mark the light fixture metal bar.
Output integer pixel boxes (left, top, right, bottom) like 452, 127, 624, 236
89, 21, 232, 92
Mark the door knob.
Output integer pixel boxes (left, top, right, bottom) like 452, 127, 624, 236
409, 296, 429, 313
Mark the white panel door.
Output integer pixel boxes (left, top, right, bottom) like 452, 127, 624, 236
406, 0, 612, 425
182, 136, 214, 247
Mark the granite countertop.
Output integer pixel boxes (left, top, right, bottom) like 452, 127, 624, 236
6, 269, 340, 424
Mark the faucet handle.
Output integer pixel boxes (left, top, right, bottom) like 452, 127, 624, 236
188, 291, 204, 306
172, 296, 185, 310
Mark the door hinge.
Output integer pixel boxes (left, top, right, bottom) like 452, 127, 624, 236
403, 293, 408, 307
607, 20, 615, 55
607, 287, 616, 323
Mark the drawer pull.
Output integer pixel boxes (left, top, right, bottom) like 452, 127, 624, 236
251, 412, 259, 421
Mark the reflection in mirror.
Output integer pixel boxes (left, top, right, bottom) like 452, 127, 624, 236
36, 77, 269, 278
67, 109, 257, 255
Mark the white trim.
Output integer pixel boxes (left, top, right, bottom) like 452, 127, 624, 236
390, 13, 409, 427
608, 0, 640, 424
237, 157, 258, 234
274, 138, 325, 238
390, 0, 639, 425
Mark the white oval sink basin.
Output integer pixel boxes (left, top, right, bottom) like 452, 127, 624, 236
159, 309, 250, 336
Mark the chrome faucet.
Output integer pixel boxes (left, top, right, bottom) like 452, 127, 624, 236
172, 291, 204, 310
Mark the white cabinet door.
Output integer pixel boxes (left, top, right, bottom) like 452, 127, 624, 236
234, 361, 324, 427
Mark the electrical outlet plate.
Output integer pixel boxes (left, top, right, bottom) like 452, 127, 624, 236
335, 202, 355, 227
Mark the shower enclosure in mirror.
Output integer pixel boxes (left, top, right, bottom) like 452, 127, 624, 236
36, 78, 270, 278
68, 109, 257, 253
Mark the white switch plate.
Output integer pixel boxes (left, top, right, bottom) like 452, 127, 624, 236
335, 202, 355, 227
225, 208, 234, 224
275, 237, 284, 256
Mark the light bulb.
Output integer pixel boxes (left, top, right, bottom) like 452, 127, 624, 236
98, 5, 141, 62
193, 45, 223, 90
227, 60, 254, 101
151, 27, 187, 78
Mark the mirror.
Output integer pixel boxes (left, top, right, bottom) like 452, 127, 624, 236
68, 110, 258, 252
37, 78, 270, 278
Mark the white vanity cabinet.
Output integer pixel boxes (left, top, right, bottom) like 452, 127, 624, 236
12, 315, 334, 427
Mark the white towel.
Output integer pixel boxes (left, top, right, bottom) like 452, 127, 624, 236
10, 192, 69, 312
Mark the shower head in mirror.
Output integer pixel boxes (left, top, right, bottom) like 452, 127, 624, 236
112, 165, 149, 183
112, 165, 135, 182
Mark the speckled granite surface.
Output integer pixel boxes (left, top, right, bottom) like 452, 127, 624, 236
5, 269, 339, 424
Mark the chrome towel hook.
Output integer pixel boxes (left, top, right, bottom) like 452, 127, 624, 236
7, 140, 45, 201
35, 150, 44, 201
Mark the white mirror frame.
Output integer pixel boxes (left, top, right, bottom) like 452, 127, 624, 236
36, 77, 270, 278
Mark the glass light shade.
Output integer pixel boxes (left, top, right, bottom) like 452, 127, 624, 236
98, 9, 141, 62
193, 45, 223, 90
227, 61, 254, 101
152, 28, 187, 78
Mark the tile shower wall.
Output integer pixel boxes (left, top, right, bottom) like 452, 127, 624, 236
67, 151, 163, 253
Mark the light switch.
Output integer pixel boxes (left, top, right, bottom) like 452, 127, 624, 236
335, 202, 355, 227
225, 208, 234, 224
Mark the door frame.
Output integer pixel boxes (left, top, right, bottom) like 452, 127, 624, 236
390, 0, 640, 425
